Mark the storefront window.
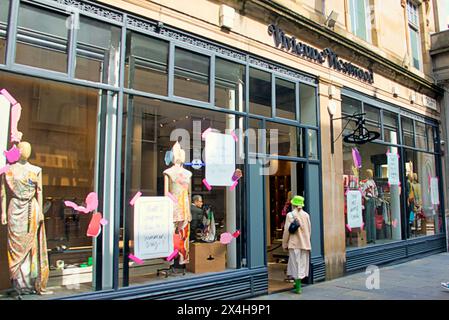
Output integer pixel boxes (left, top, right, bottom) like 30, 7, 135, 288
121, 95, 245, 287
15, 3, 69, 73
427, 125, 435, 152
76, 17, 121, 84
415, 121, 427, 150
404, 150, 443, 238
266, 122, 303, 157
0, 73, 100, 299
364, 104, 381, 138
275, 78, 296, 120
249, 68, 272, 117
0, 0, 9, 64
215, 58, 245, 111
308, 129, 318, 160
383, 110, 399, 144
125, 33, 168, 96
174, 48, 210, 102
401, 117, 414, 147
299, 83, 317, 126
343, 143, 403, 248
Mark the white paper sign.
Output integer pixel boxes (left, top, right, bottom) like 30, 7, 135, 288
347, 190, 363, 228
430, 177, 440, 205
205, 131, 235, 186
387, 153, 400, 185
0, 95, 10, 168
134, 196, 174, 260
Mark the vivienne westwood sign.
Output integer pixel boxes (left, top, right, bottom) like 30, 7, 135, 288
268, 24, 374, 84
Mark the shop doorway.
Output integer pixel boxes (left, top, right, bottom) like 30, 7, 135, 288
266, 160, 305, 293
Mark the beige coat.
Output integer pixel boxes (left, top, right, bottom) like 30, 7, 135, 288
282, 209, 312, 251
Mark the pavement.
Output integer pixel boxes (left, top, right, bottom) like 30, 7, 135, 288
251, 252, 449, 300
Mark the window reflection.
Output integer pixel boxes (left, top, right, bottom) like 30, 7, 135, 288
215, 58, 245, 111
0, 0, 9, 64
249, 68, 272, 117
275, 78, 296, 120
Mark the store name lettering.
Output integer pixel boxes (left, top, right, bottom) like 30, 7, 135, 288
267, 24, 374, 84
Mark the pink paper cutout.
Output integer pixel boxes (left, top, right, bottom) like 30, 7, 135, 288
220, 232, 233, 245
230, 130, 238, 142
166, 192, 178, 204
10, 103, 23, 143
0, 89, 17, 105
361, 222, 365, 231
0, 165, 9, 175
202, 128, 212, 140
4, 145, 20, 164
130, 191, 142, 206
232, 230, 240, 238
392, 219, 398, 228
345, 224, 352, 232
129, 254, 144, 265
202, 179, 212, 191
230, 180, 238, 191
64, 192, 98, 214
100, 218, 108, 226
87, 212, 102, 237
352, 148, 362, 168
166, 249, 179, 261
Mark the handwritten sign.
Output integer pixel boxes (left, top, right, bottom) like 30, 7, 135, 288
205, 132, 235, 186
347, 190, 363, 228
387, 153, 400, 185
134, 197, 174, 260
0, 95, 10, 168
430, 177, 440, 205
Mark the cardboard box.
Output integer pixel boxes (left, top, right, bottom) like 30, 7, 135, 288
352, 229, 367, 247
187, 241, 226, 274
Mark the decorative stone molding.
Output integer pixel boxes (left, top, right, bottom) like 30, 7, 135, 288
53, 0, 123, 22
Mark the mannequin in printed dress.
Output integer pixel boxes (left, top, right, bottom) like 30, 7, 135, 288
362, 169, 377, 244
1, 142, 51, 296
163, 142, 192, 265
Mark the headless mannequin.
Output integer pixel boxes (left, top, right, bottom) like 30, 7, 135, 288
163, 142, 192, 266
362, 169, 377, 243
1, 142, 51, 296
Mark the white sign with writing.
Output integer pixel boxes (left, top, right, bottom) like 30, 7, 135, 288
347, 190, 363, 228
205, 131, 235, 186
424, 96, 437, 110
134, 196, 174, 260
0, 95, 10, 168
387, 153, 400, 185
430, 177, 440, 205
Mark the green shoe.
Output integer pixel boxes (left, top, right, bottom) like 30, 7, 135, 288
294, 279, 302, 294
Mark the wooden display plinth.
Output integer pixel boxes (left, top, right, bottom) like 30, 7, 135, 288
187, 241, 226, 274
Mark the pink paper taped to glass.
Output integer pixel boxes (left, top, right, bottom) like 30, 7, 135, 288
10, 103, 23, 143
0, 165, 9, 176
0, 88, 17, 105
202, 179, 212, 191
129, 254, 144, 265
87, 212, 103, 237
166, 249, 179, 261
64, 192, 98, 214
4, 145, 20, 164
130, 191, 142, 206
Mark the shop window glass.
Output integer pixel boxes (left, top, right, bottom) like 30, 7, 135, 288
363, 104, 381, 138
76, 17, 121, 84
174, 48, 209, 102
120, 96, 245, 287
275, 78, 296, 120
299, 83, 317, 126
266, 122, 302, 158
308, 129, 318, 160
401, 117, 414, 147
404, 150, 442, 239
0, 73, 100, 299
0, 0, 9, 64
415, 121, 427, 150
427, 125, 435, 152
343, 142, 403, 249
16, 4, 68, 73
125, 33, 168, 96
248, 118, 263, 155
249, 68, 272, 117
383, 110, 399, 144
342, 96, 361, 116
215, 58, 245, 111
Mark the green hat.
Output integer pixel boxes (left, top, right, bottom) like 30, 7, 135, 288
291, 195, 304, 207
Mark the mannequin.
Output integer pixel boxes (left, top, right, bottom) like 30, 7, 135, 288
163, 142, 192, 265
412, 173, 422, 211
362, 169, 377, 244
1, 142, 50, 295
406, 173, 415, 236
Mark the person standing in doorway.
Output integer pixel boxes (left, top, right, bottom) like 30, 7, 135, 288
282, 195, 312, 294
